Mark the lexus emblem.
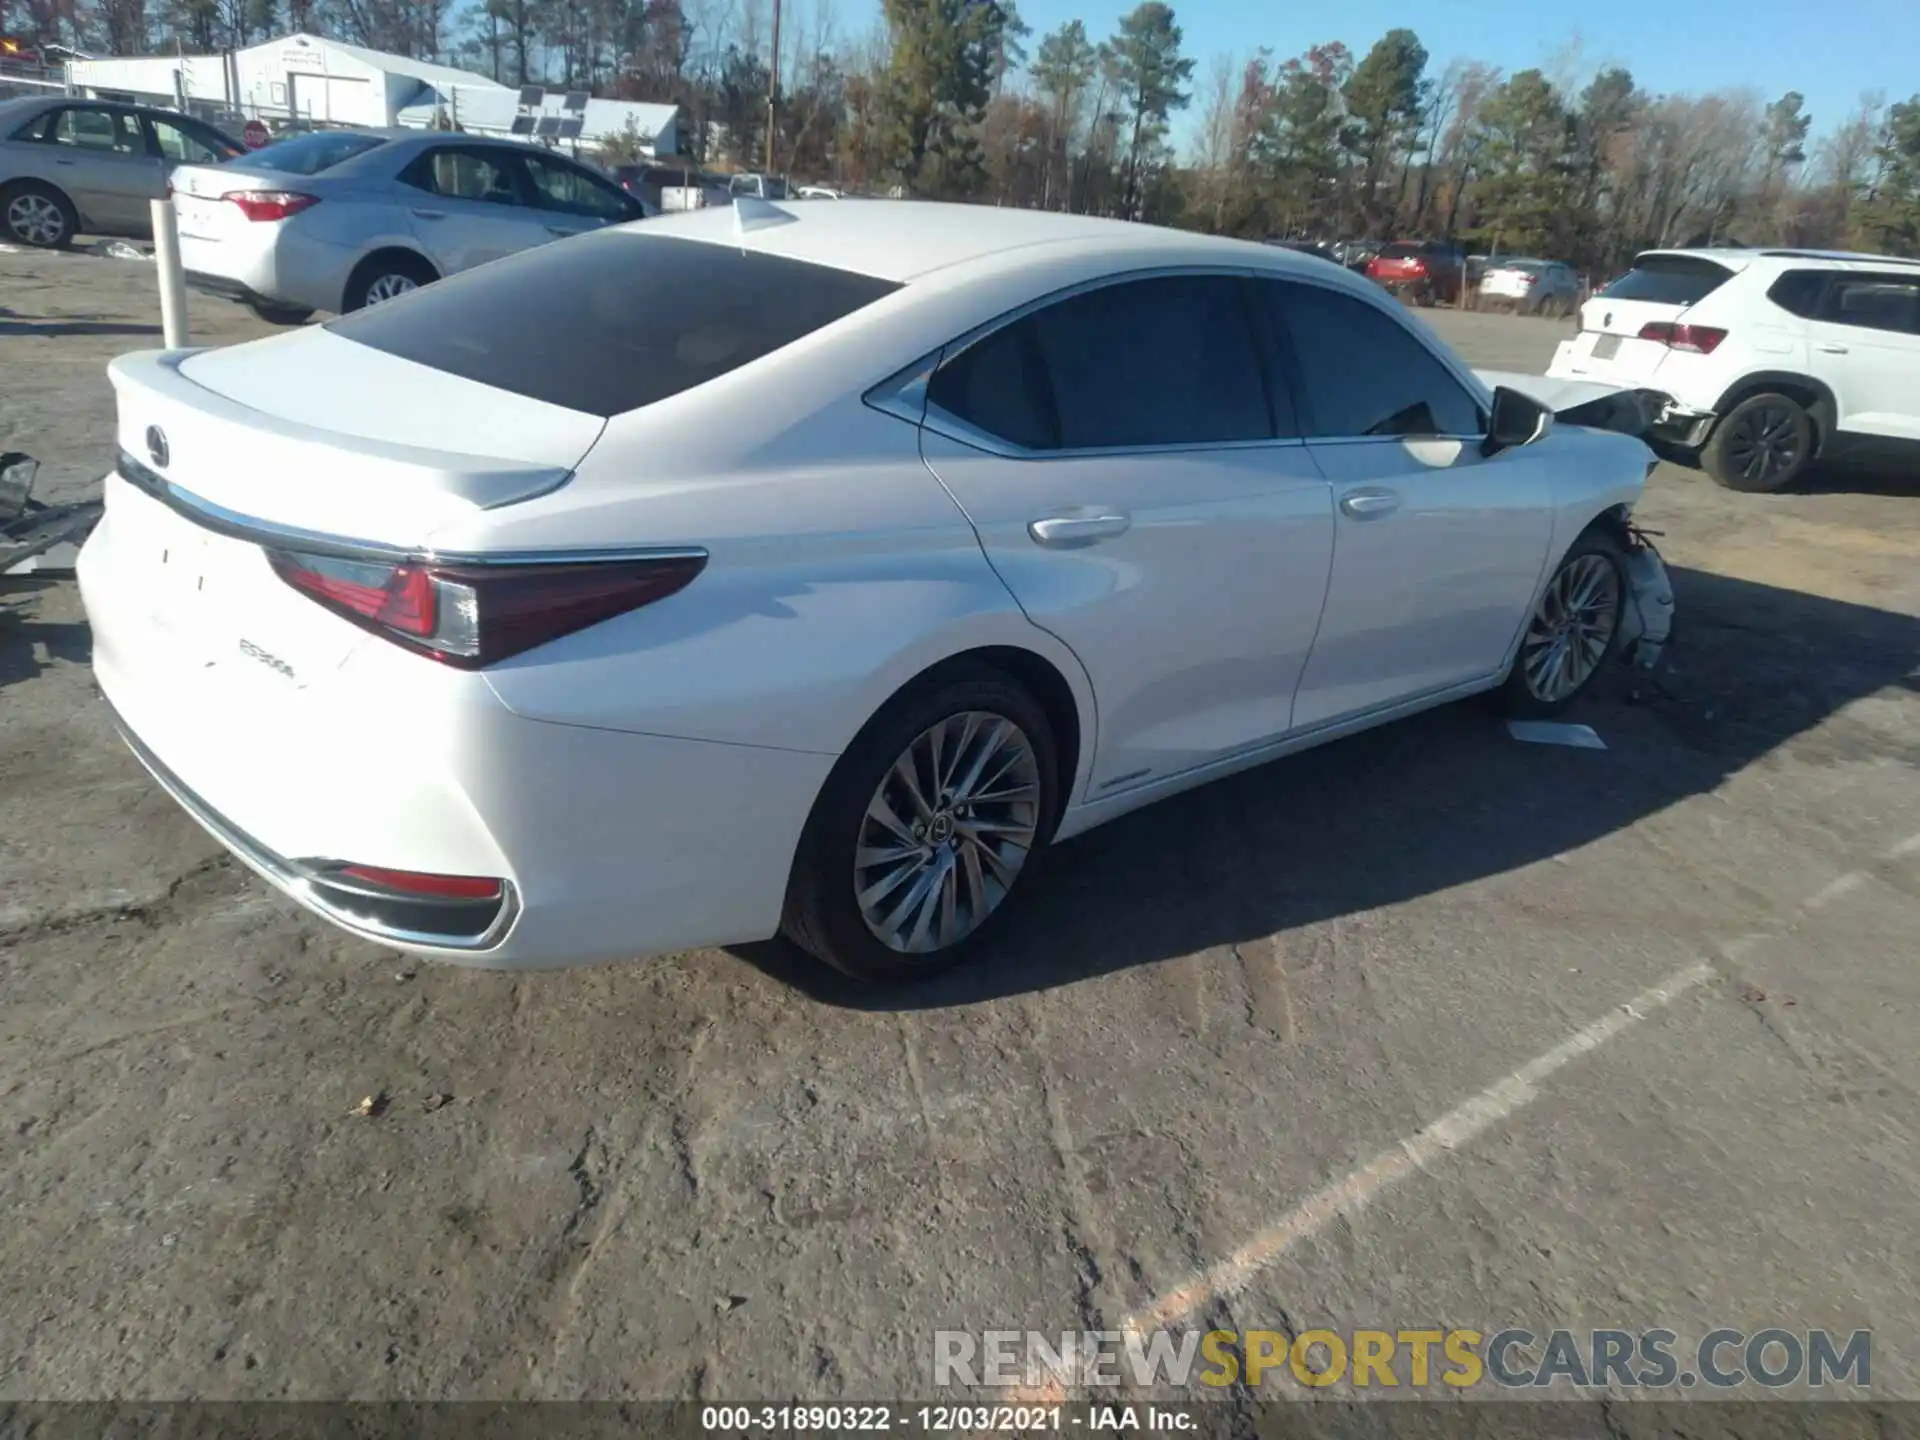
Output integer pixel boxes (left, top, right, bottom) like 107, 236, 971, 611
145, 425, 169, 468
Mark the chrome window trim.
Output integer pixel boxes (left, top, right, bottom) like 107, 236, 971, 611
864, 261, 1495, 458
114, 450, 707, 569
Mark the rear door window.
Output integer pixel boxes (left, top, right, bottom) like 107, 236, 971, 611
929, 275, 1277, 450
1600, 255, 1735, 306
327, 229, 901, 418
48, 106, 143, 155
1819, 274, 1920, 335
400, 146, 529, 206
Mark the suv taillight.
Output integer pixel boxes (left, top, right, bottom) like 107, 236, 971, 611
225, 190, 320, 222
266, 549, 706, 667
1638, 321, 1727, 354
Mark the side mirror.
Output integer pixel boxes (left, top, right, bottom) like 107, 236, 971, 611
1483, 385, 1552, 457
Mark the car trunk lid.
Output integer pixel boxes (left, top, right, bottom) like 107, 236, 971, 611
100, 332, 603, 682
168, 162, 300, 244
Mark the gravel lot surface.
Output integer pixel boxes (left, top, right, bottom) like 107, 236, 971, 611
2, 250, 1917, 1407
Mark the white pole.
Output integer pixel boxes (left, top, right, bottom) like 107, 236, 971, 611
150, 197, 189, 349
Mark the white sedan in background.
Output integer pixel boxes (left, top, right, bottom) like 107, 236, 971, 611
81, 202, 1666, 983
1480, 258, 1581, 315
171, 128, 650, 324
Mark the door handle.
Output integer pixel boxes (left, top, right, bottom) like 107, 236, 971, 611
1816, 342, 1849, 354
545, 225, 581, 237
1339, 488, 1402, 520
409, 207, 446, 220
1028, 511, 1131, 547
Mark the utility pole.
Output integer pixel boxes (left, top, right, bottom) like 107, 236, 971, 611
763, 0, 781, 175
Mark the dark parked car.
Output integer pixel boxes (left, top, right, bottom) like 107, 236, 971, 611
1267, 237, 1338, 263
1366, 240, 1466, 305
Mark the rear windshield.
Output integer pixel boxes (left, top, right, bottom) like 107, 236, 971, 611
1600, 255, 1735, 306
233, 130, 388, 176
1378, 243, 1422, 259
327, 229, 902, 418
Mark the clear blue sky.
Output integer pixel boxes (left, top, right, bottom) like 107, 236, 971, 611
989, 0, 1920, 152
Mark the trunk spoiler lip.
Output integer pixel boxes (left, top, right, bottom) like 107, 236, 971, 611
113, 447, 705, 570
106, 347, 589, 513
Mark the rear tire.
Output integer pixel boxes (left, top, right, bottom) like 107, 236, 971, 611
2, 180, 78, 250
246, 300, 313, 326
1500, 527, 1628, 718
1700, 392, 1814, 492
781, 662, 1059, 984
343, 251, 437, 311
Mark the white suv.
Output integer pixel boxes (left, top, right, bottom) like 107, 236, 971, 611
1547, 248, 1920, 491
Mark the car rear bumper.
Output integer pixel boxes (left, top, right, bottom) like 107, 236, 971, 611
78, 476, 834, 969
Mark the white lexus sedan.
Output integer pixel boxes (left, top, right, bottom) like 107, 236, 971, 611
80, 202, 1663, 982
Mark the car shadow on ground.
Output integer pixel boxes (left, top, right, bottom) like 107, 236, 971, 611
0, 317, 163, 338
1799, 453, 1920, 499
732, 564, 1920, 1009
0, 582, 91, 690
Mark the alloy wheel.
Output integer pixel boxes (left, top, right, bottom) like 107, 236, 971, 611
1724, 402, 1803, 487
1521, 553, 1620, 704
6, 194, 64, 246
363, 272, 418, 304
854, 711, 1041, 955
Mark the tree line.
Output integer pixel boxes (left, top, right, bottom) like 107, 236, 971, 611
10, 0, 1920, 273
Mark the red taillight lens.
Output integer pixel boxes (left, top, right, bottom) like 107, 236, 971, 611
1638, 321, 1727, 354
1408, 259, 1428, 274
336, 864, 504, 900
225, 190, 321, 222
266, 549, 706, 667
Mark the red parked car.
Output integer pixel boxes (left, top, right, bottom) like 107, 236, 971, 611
1365, 240, 1466, 305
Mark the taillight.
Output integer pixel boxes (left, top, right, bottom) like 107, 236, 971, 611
1407, 259, 1428, 275
266, 549, 706, 667
225, 190, 320, 222
1638, 321, 1727, 354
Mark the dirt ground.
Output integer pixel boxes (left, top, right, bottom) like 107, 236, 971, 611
3, 250, 1919, 1407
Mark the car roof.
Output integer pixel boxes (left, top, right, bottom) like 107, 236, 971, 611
628, 200, 1324, 283
1633, 246, 1920, 271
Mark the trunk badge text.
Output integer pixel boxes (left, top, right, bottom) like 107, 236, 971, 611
145, 426, 169, 468
239, 639, 296, 682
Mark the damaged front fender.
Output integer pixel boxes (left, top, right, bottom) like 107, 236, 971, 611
1615, 528, 1675, 671
1474, 369, 1683, 442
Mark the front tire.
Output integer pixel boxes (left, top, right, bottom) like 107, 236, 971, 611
2, 180, 78, 249
1501, 528, 1628, 718
1700, 392, 1813, 492
782, 663, 1059, 983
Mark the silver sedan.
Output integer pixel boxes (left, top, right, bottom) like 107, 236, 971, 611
169, 128, 654, 324
0, 94, 243, 248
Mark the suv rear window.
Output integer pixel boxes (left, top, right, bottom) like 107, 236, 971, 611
1600, 255, 1735, 306
327, 230, 901, 418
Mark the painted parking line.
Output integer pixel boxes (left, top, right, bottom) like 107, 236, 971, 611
992, 828, 1920, 1412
